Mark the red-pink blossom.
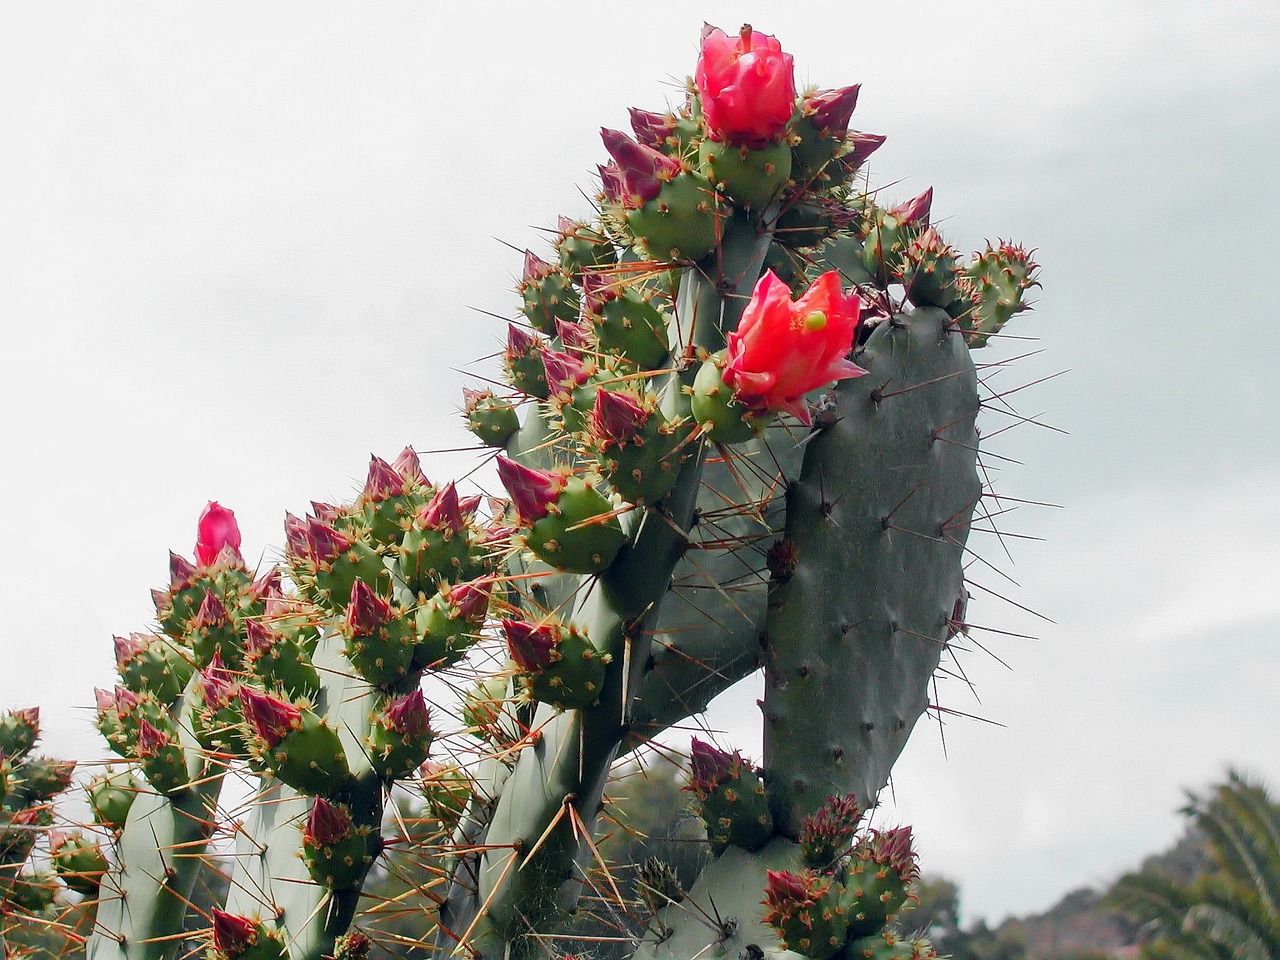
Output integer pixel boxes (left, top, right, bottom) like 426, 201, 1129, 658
723, 270, 865, 424
196, 502, 242, 567
695, 24, 796, 147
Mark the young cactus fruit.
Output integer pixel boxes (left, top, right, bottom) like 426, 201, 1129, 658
688, 738, 773, 854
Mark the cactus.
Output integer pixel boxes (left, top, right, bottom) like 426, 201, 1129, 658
0, 20, 1050, 960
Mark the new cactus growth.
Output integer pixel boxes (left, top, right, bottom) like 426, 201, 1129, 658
0, 21, 1045, 960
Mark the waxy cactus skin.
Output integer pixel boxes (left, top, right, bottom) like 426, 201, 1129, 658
15, 21, 1049, 960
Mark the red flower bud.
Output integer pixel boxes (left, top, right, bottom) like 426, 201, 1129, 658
448, 578, 493, 623
384, 688, 433, 739
113, 634, 149, 670
198, 651, 239, 711
305, 797, 352, 846
541, 348, 590, 394
249, 567, 283, 602
502, 618, 559, 673
364, 455, 405, 501
580, 271, 620, 313
392, 446, 426, 486
136, 718, 172, 758
211, 908, 260, 956
844, 131, 886, 170
494, 457, 567, 523
169, 551, 196, 588
696, 24, 796, 147
522, 250, 555, 281
628, 107, 677, 148
590, 390, 649, 443
345, 580, 391, 637
283, 513, 310, 559
600, 128, 681, 207
305, 518, 352, 566
506, 323, 541, 358
419, 481, 466, 536
889, 187, 933, 226
238, 687, 301, 748
689, 736, 737, 791
193, 590, 230, 631
723, 270, 865, 425
554, 318, 593, 355
458, 494, 482, 518
804, 85, 861, 138
597, 162, 625, 204
196, 502, 243, 568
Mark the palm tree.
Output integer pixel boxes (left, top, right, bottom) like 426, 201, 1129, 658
1107, 771, 1280, 960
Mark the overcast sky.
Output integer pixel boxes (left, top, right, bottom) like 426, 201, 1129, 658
2, 0, 1277, 926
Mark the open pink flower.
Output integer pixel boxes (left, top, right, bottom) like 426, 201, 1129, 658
196, 502, 242, 567
723, 270, 864, 424
695, 24, 796, 147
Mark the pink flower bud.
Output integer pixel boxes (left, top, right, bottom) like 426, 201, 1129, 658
193, 590, 229, 631
723, 270, 865, 425
169, 551, 196, 589
506, 323, 540, 358
494, 457, 567, 524
305, 518, 352, 566
522, 249, 555, 282
345, 580, 391, 637
384, 688, 433, 739
238, 687, 301, 748
211, 908, 260, 956
628, 107, 677, 148
305, 797, 352, 846
458, 495, 482, 518
283, 513, 310, 559
541, 348, 589, 395
764, 868, 811, 908
600, 128, 681, 208
598, 162, 625, 204
580, 272, 619, 313
364, 455, 405, 501
249, 567, 283, 602
448, 578, 493, 623
590, 390, 649, 442
94, 688, 116, 714
419, 481, 465, 536
198, 651, 239, 710
844, 131, 886, 170
502, 618, 559, 673
889, 187, 933, 226
554, 318, 592, 355
689, 737, 737, 791
113, 634, 149, 670
196, 502, 243, 568
804, 84, 861, 138
243, 619, 281, 658
136, 718, 172, 758
392, 446, 426, 486
696, 24, 796, 147
310, 501, 342, 523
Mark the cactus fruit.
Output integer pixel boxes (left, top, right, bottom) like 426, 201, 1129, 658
35, 20, 1044, 960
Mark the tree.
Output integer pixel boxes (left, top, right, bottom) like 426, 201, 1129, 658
1107, 770, 1280, 960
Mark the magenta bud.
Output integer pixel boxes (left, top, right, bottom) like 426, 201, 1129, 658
522, 249, 555, 282
843, 131, 886, 170
238, 687, 301, 748
541, 348, 589, 394
628, 106, 676, 148
689, 737, 737, 790
590, 390, 649, 442
284, 513, 310, 559
392, 446, 426, 486
345, 580, 391, 637
364, 455, 405, 501
495, 456, 567, 523
94, 687, 115, 714
249, 567, 283, 602
804, 85, 861, 137
305, 797, 352, 847
461, 387, 491, 412
598, 162, 625, 204
600, 128, 681, 207
449, 578, 493, 623
310, 501, 342, 523
419, 481, 465, 536
482, 523, 519, 548
554, 318, 592, 355
384, 688, 433, 739
305, 518, 352, 566
243, 619, 281, 658
136, 718, 171, 758
212, 908, 260, 956
169, 551, 197, 589
890, 187, 933, 226
193, 590, 229, 631
502, 618, 558, 673
580, 271, 619, 313
506, 323, 540, 358
113, 634, 149, 670
458, 495, 482, 518
198, 651, 239, 710
196, 502, 243, 568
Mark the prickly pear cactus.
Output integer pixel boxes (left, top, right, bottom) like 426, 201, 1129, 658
2, 20, 1047, 960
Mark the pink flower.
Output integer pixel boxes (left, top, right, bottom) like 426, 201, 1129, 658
196, 502, 242, 567
723, 270, 865, 424
695, 24, 796, 147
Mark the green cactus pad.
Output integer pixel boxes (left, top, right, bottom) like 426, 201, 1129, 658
691, 353, 765, 443
525, 477, 626, 574
592, 288, 670, 369
626, 172, 722, 263
258, 710, 351, 798
87, 768, 141, 833
700, 138, 792, 211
